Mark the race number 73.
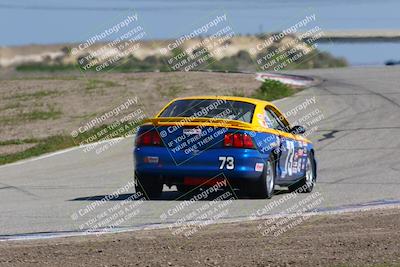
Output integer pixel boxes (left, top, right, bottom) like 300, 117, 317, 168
219, 156, 234, 170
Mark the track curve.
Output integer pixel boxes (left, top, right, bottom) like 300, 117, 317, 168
1, 66, 400, 236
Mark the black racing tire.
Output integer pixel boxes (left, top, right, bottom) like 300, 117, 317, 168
288, 151, 316, 193
176, 184, 197, 194
248, 155, 276, 199
135, 175, 163, 199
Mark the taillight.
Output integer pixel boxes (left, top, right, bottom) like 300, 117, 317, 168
223, 133, 254, 148
224, 133, 233, 147
152, 131, 162, 145
243, 134, 254, 148
136, 130, 163, 146
233, 133, 243, 147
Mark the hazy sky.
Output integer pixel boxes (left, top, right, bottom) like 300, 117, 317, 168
1, 0, 399, 46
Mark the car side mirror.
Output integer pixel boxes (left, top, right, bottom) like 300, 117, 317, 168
290, 125, 306, 134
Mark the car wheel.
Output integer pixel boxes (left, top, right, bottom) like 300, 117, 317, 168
176, 184, 196, 194
135, 175, 163, 199
249, 155, 275, 199
288, 152, 316, 193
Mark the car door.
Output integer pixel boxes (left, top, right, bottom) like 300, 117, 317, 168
264, 106, 301, 181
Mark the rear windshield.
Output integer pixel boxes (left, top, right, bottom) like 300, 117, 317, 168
159, 99, 255, 123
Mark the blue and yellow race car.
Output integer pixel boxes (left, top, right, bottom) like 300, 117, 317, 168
134, 96, 316, 199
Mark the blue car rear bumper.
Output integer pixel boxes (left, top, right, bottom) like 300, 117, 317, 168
134, 146, 267, 182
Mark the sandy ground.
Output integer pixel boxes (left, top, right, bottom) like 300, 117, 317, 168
1, 208, 399, 267
0, 35, 306, 66
0, 70, 260, 143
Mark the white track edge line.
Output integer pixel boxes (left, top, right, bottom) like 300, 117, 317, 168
1, 202, 399, 242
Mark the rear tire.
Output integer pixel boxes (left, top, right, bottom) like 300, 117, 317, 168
135, 174, 163, 199
288, 152, 316, 193
248, 155, 276, 199
176, 184, 196, 194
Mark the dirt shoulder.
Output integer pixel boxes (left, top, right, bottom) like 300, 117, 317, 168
1, 208, 399, 267
0, 70, 263, 163
0, 71, 260, 142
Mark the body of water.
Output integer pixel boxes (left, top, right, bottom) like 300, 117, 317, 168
1, 0, 399, 65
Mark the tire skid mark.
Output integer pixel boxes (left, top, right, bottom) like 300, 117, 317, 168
0, 182, 39, 199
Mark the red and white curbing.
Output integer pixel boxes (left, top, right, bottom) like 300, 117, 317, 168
256, 72, 320, 88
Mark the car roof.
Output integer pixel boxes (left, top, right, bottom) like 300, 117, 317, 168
171, 95, 273, 106
154, 95, 312, 144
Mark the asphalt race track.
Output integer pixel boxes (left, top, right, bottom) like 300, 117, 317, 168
1, 66, 400, 237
